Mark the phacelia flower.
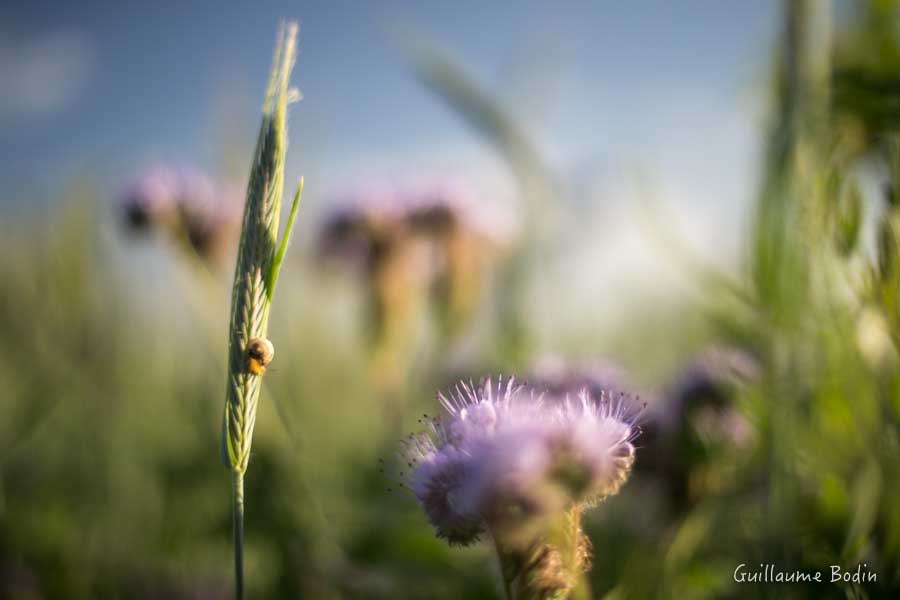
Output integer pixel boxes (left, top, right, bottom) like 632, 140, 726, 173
119, 166, 242, 261
316, 177, 516, 271
121, 165, 180, 230
399, 378, 639, 546
666, 347, 758, 410
636, 347, 758, 513
529, 356, 631, 400
402, 179, 510, 242
315, 180, 414, 270
648, 346, 758, 441
404, 445, 484, 545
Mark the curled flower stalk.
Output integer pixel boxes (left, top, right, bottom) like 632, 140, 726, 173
398, 378, 639, 599
220, 22, 302, 600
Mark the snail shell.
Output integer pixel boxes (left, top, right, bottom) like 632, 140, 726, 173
246, 338, 275, 375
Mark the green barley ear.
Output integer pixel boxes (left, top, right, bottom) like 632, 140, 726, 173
220, 21, 301, 599
221, 20, 299, 473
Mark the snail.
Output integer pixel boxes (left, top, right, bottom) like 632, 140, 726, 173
246, 338, 275, 375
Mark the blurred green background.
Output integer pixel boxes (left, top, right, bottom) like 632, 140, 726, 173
2, 1, 900, 598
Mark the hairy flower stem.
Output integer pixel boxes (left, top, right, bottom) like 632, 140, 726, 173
566, 507, 591, 600
492, 508, 591, 600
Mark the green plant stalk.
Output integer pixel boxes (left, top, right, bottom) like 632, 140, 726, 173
232, 471, 245, 599
220, 21, 301, 600
401, 37, 556, 366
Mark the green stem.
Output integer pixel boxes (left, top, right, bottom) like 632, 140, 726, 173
232, 471, 245, 600
489, 527, 515, 600
495, 547, 514, 600
567, 506, 590, 600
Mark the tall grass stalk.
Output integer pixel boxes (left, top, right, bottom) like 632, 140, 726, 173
402, 39, 556, 365
220, 21, 301, 600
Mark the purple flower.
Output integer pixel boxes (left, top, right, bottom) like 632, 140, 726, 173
316, 178, 517, 271
437, 378, 541, 444
529, 356, 631, 399
404, 444, 485, 545
400, 378, 639, 546
548, 392, 638, 505
174, 175, 243, 258
456, 423, 563, 532
119, 166, 242, 260
403, 180, 478, 233
649, 346, 758, 437
121, 165, 180, 231
315, 180, 410, 267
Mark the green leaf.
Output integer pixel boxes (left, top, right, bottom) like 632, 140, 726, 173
266, 177, 303, 300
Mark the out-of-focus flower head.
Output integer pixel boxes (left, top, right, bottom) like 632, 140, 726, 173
402, 443, 484, 545
546, 392, 638, 505
639, 347, 760, 511
403, 179, 471, 235
121, 165, 180, 231
529, 356, 631, 400
399, 378, 639, 546
174, 174, 243, 259
119, 165, 243, 262
650, 346, 758, 442
637, 346, 759, 512
316, 180, 414, 271
402, 179, 516, 245
317, 177, 518, 272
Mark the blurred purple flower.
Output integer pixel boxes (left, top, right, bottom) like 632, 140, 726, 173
650, 346, 759, 437
529, 356, 631, 400
548, 392, 639, 504
121, 165, 180, 231
404, 444, 485, 545
402, 179, 512, 242
174, 174, 243, 258
316, 178, 516, 270
315, 180, 410, 268
120, 166, 242, 261
457, 422, 560, 531
635, 346, 759, 513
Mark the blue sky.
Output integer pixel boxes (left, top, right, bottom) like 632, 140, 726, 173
2, 1, 778, 204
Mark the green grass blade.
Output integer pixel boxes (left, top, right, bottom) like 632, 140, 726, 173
266, 177, 303, 300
